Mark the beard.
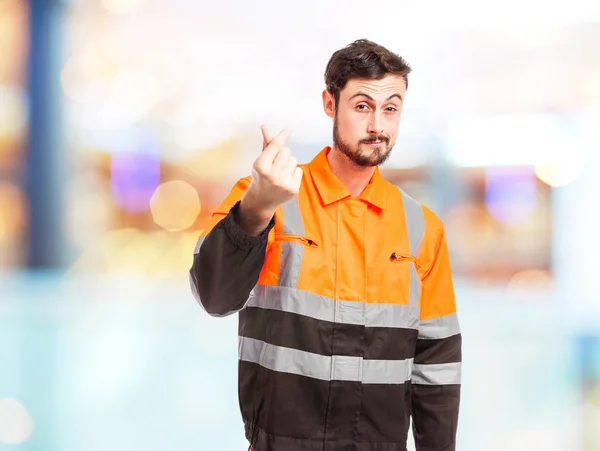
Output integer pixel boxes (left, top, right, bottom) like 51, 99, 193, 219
333, 116, 394, 167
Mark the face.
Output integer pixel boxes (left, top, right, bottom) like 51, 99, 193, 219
323, 75, 406, 167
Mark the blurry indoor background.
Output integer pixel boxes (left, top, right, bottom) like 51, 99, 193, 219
1, 0, 600, 450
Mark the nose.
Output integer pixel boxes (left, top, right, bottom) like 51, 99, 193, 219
367, 111, 384, 136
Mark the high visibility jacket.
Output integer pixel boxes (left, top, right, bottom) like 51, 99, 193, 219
190, 147, 462, 451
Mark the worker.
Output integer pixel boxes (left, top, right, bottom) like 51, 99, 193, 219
190, 38, 462, 451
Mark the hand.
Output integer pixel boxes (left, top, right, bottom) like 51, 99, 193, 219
238, 125, 303, 236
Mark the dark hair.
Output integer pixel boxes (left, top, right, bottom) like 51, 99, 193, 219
324, 39, 412, 106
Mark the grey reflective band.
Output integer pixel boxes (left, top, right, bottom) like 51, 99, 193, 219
248, 284, 419, 330
239, 336, 413, 384
399, 189, 425, 256
279, 197, 305, 288
418, 313, 461, 339
399, 188, 425, 316
281, 196, 305, 236
408, 263, 421, 315
412, 362, 462, 385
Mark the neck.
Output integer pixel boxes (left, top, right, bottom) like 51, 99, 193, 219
327, 146, 376, 197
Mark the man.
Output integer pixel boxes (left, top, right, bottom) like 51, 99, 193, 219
190, 39, 462, 451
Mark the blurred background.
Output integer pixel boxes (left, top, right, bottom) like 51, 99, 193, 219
1, 0, 600, 450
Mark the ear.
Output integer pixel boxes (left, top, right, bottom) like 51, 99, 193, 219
322, 89, 335, 119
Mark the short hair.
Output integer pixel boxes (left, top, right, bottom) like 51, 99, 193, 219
324, 39, 412, 105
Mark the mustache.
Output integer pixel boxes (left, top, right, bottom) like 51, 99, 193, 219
361, 135, 389, 143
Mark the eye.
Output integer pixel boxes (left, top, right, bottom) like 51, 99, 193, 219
356, 103, 369, 111
386, 106, 398, 112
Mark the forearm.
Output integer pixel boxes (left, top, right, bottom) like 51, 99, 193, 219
189, 201, 274, 316
238, 190, 276, 237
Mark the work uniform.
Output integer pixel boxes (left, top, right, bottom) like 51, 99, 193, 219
190, 146, 462, 451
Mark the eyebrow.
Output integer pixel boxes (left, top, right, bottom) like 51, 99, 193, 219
348, 92, 403, 102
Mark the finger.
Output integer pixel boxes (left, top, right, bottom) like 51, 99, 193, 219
272, 147, 291, 174
262, 128, 291, 161
280, 156, 298, 181
260, 124, 274, 151
290, 166, 303, 193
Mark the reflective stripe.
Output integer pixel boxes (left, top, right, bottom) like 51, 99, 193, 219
239, 336, 413, 384
412, 362, 461, 385
331, 354, 363, 382
281, 196, 305, 235
362, 358, 414, 384
399, 189, 425, 256
418, 313, 461, 339
408, 263, 420, 320
193, 235, 205, 255
364, 300, 419, 329
248, 284, 419, 330
279, 197, 305, 288
399, 188, 425, 322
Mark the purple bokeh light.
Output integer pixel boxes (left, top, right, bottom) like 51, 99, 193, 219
110, 132, 161, 213
485, 166, 538, 226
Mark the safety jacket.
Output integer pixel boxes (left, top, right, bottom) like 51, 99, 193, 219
190, 146, 462, 451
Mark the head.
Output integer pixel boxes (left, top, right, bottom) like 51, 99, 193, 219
323, 39, 411, 167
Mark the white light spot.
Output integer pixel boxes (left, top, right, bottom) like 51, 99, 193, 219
0, 398, 34, 444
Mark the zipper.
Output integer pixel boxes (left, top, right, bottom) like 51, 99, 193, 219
274, 233, 319, 247
390, 252, 420, 268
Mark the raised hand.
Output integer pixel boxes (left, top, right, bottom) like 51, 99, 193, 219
238, 125, 303, 236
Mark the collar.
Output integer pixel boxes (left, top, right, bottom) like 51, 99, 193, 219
308, 146, 387, 210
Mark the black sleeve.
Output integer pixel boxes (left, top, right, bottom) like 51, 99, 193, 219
189, 201, 275, 316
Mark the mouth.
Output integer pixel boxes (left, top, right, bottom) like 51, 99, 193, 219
363, 140, 386, 147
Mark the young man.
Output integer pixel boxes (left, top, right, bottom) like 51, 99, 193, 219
190, 39, 462, 451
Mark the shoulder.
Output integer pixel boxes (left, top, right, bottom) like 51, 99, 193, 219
390, 184, 444, 233
389, 185, 447, 268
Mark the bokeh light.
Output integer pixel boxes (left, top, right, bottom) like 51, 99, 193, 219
486, 167, 537, 226
0, 398, 33, 444
110, 135, 161, 213
61, 51, 115, 104
150, 181, 201, 232
62, 45, 161, 129
0, 181, 26, 241
0, 85, 27, 140
535, 161, 585, 188
506, 269, 553, 295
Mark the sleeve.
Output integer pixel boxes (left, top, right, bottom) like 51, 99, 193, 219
189, 177, 275, 317
411, 218, 462, 451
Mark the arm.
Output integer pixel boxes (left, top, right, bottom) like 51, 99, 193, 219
189, 178, 275, 317
190, 125, 302, 317
412, 218, 462, 451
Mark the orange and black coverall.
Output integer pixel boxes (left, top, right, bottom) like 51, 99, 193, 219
190, 146, 462, 451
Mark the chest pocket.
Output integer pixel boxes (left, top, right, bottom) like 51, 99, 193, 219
274, 233, 319, 288
389, 252, 422, 310
273, 197, 317, 289
367, 250, 415, 305
368, 188, 425, 312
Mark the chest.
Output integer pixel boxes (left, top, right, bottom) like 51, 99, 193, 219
264, 195, 418, 305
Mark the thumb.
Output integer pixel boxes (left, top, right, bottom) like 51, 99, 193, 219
260, 124, 274, 151
291, 166, 303, 192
